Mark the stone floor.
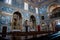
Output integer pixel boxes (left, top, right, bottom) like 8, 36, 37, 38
0, 31, 60, 40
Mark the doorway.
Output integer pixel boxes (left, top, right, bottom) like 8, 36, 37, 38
50, 7, 60, 18
50, 7, 60, 31
30, 15, 36, 28
11, 11, 22, 30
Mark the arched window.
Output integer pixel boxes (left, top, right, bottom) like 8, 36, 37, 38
35, 7, 38, 14
24, 2, 28, 10
5, 0, 12, 5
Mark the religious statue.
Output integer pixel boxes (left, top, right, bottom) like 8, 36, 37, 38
11, 12, 22, 31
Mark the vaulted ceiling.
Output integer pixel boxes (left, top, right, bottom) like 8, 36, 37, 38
15, 0, 58, 8
24, 0, 57, 7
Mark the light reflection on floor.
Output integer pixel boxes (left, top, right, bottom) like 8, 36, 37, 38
50, 31, 60, 39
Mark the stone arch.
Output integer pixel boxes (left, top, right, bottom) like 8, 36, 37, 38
46, 3, 60, 31
52, 7, 60, 13
48, 7, 60, 31
11, 11, 22, 30
47, 3, 60, 13
13, 11, 22, 19
30, 15, 36, 28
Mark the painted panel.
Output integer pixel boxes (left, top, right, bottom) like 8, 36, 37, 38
36, 16, 40, 25
39, 5, 47, 14
0, 15, 11, 32
12, 0, 24, 9
29, 5, 36, 13
22, 12, 30, 20
1, 6, 14, 13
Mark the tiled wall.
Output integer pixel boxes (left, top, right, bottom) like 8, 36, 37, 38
29, 5, 36, 13
0, 2, 48, 32
0, 6, 37, 32
0, 0, 59, 32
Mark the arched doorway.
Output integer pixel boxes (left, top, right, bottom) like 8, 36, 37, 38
52, 7, 60, 31
50, 7, 60, 18
47, 3, 58, 12
47, 4, 60, 31
49, 7, 60, 31
30, 15, 36, 29
54, 20, 60, 31
11, 11, 22, 30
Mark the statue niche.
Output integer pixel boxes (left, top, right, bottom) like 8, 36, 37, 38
11, 11, 22, 30
30, 15, 36, 29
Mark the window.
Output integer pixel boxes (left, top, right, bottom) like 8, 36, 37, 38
38, 0, 41, 2
35, 8, 38, 14
24, 2, 28, 10
5, 0, 12, 5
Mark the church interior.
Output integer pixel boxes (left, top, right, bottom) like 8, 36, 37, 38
0, 0, 60, 40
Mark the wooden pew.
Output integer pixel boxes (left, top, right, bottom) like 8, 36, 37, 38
0, 29, 55, 40
9, 31, 55, 40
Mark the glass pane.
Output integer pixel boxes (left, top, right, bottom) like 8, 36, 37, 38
24, 2, 28, 10
5, 0, 12, 5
